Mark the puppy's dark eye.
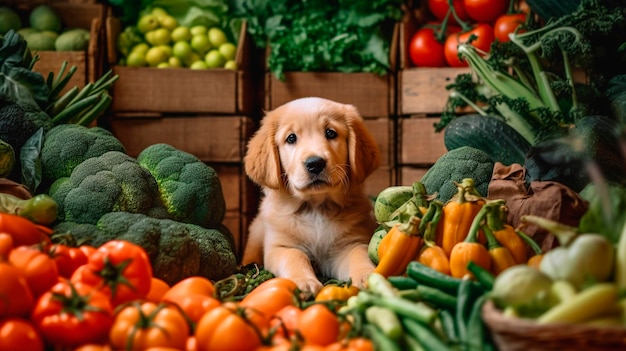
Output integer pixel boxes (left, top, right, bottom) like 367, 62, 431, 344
286, 133, 297, 144
325, 129, 337, 140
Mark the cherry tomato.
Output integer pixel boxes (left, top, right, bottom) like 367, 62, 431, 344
427, 0, 470, 25
31, 280, 114, 348
315, 282, 360, 303
0, 261, 34, 318
109, 301, 190, 351
444, 23, 495, 67
463, 0, 507, 23
9, 245, 59, 298
195, 304, 262, 351
0, 317, 44, 351
494, 13, 527, 42
71, 240, 152, 306
297, 304, 341, 346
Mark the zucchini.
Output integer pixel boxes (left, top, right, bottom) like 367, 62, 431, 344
444, 114, 532, 166
373, 185, 414, 223
368, 225, 387, 265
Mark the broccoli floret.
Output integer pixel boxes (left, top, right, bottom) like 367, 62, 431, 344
96, 212, 204, 285
41, 124, 126, 183
52, 221, 113, 246
186, 223, 238, 281
420, 147, 495, 203
48, 151, 169, 225
137, 143, 226, 228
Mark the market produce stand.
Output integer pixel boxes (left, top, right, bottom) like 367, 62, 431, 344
1, 0, 626, 350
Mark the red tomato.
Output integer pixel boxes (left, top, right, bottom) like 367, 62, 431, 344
109, 302, 189, 351
195, 304, 262, 351
444, 23, 495, 67
9, 245, 59, 298
297, 304, 340, 346
0, 262, 34, 318
463, 0, 507, 23
270, 304, 302, 339
494, 13, 527, 42
71, 240, 152, 306
31, 280, 114, 347
0, 317, 44, 351
0, 213, 51, 247
409, 27, 447, 67
427, 0, 470, 24
0, 232, 13, 258
47, 244, 88, 278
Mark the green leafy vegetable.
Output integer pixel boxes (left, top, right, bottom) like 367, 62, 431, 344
232, 0, 402, 79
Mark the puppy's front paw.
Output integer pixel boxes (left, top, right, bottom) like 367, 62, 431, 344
290, 276, 323, 299
350, 267, 375, 290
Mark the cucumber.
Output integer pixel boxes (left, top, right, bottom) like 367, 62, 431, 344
373, 185, 413, 223
444, 114, 532, 166
368, 225, 387, 265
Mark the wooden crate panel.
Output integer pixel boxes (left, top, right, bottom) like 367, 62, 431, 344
364, 117, 394, 167
398, 67, 471, 115
211, 163, 258, 216
397, 165, 432, 186
109, 115, 254, 163
398, 116, 448, 165
266, 72, 395, 118
365, 166, 395, 199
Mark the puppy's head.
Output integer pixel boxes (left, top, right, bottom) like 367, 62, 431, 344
244, 97, 380, 197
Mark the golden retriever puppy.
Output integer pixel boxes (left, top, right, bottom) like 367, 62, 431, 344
242, 97, 381, 296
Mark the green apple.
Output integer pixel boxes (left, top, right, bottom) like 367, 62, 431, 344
171, 26, 191, 42
145, 46, 170, 67
218, 42, 237, 61
190, 25, 208, 36
190, 34, 211, 54
131, 42, 150, 55
172, 41, 193, 61
190, 60, 208, 69
147, 27, 171, 46
205, 49, 225, 68
183, 52, 202, 67
168, 56, 183, 67
126, 50, 147, 67
157, 62, 170, 68
224, 60, 237, 70
151, 7, 168, 19
207, 27, 228, 47
158, 15, 178, 31
137, 14, 159, 33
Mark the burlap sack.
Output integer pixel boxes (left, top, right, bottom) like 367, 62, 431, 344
487, 162, 589, 255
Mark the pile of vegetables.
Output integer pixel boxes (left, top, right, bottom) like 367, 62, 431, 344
0, 30, 117, 192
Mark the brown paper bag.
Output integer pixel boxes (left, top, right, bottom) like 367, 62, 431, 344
487, 162, 589, 255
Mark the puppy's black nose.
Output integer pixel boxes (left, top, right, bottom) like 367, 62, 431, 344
305, 156, 326, 175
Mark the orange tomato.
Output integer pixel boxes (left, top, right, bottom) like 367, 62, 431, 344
172, 294, 221, 324
195, 304, 262, 351
239, 278, 299, 329
270, 304, 302, 339
0, 317, 44, 351
326, 337, 375, 351
0, 213, 51, 247
297, 304, 340, 346
0, 261, 34, 317
0, 232, 13, 258
109, 302, 190, 351
9, 245, 59, 297
161, 276, 215, 301
146, 277, 171, 302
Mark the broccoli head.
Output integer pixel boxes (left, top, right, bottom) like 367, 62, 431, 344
96, 212, 202, 285
48, 151, 169, 225
186, 223, 238, 281
420, 146, 495, 203
41, 124, 126, 183
137, 143, 226, 228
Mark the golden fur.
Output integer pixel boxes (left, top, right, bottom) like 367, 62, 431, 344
242, 97, 381, 295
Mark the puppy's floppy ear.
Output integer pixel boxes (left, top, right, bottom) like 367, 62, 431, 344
244, 111, 283, 189
344, 104, 381, 183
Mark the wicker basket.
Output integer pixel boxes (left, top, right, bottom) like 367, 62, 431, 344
482, 300, 626, 351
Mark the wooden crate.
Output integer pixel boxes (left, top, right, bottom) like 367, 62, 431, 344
396, 165, 431, 186
263, 23, 399, 118
2, 1, 107, 93
397, 116, 448, 165
106, 18, 256, 114
109, 115, 254, 163
396, 10, 472, 115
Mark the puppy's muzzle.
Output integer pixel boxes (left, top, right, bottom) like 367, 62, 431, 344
305, 156, 326, 175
